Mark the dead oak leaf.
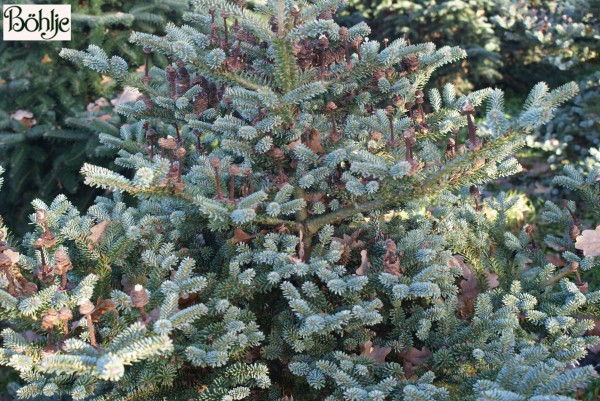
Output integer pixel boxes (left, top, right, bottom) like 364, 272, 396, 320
288, 139, 301, 150
360, 340, 392, 364
575, 226, 600, 257
87, 220, 109, 249
10, 110, 37, 128
3, 249, 20, 264
232, 228, 256, 244
332, 231, 365, 249
450, 255, 499, 318
306, 129, 323, 154
546, 253, 566, 267
243, 347, 260, 363
383, 239, 402, 277
90, 297, 117, 323
111, 86, 140, 106
400, 347, 431, 377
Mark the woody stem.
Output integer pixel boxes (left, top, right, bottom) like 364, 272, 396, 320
330, 113, 337, 136
466, 114, 476, 144
43, 223, 52, 239
343, 40, 351, 67
223, 17, 228, 47
85, 314, 97, 347
247, 172, 254, 193
319, 48, 325, 79
38, 249, 46, 266
215, 169, 224, 198
230, 175, 235, 200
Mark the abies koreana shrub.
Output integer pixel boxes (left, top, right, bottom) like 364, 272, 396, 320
0, 0, 599, 400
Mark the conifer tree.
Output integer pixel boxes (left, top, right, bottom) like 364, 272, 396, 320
0, 0, 598, 400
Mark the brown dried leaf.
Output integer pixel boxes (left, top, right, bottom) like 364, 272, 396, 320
10, 110, 33, 121
111, 86, 140, 106
451, 255, 499, 318
356, 249, 369, 276
100, 75, 112, 85
575, 226, 600, 257
332, 231, 365, 250
232, 228, 256, 244
487, 272, 500, 290
3, 249, 20, 264
297, 230, 305, 261
10, 110, 37, 128
360, 340, 392, 364
306, 129, 323, 154
383, 239, 402, 277
546, 253, 566, 267
400, 347, 431, 377
90, 297, 117, 323
87, 220, 109, 249
304, 192, 325, 203
41, 54, 52, 64
21, 282, 38, 297
178, 292, 199, 308
121, 276, 134, 294
456, 264, 478, 317
288, 139, 301, 150
243, 347, 260, 363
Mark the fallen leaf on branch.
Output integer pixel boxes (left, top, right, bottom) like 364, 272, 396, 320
306, 129, 323, 153
332, 231, 364, 249
333, 230, 365, 265
111, 86, 140, 106
10, 110, 37, 127
243, 347, 260, 363
360, 340, 392, 364
575, 226, 600, 256
383, 239, 402, 277
3, 249, 20, 264
400, 346, 431, 377
86, 97, 109, 112
91, 297, 117, 322
288, 139, 301, 150
546, 253, 566, 267
450, 255, 499, 318
87, 220, 109, 249
304, 193, 325, 203
232, 228, 256, 244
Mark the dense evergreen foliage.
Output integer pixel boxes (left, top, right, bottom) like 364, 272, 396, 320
0, 0, 189, 234
0, 0, 599, 400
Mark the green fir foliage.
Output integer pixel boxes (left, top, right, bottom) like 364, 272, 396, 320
0, 0, 598, 400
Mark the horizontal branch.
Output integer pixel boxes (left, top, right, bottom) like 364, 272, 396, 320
305, 198, 390, 235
